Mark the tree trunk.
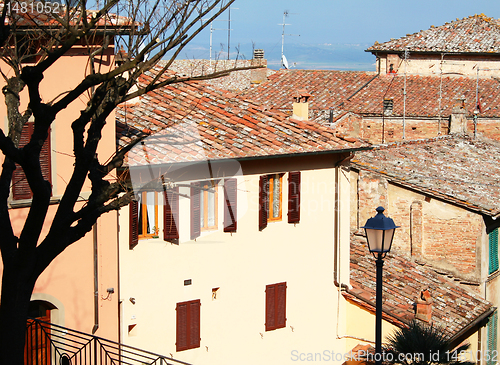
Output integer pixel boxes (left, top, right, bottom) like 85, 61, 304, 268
0, 260, 38, 365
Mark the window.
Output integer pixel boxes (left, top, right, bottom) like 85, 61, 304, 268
487, 310, 498, 365
265, 282, 286, 331
176, 299, 201, 352
138, 191, 158, 239
489, 228, 499, 275
200, 181, 217, 231
259, 174, 283, 230
12, 122, 51, 200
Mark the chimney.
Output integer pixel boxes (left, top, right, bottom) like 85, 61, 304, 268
449, 98, 467, 134
250, 49, 267, 84
415, 289, 433, 323
115, 46, 128, 66
292, 89, 312, 121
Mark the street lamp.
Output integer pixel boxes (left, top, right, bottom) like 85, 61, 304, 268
361, 206, 399, 365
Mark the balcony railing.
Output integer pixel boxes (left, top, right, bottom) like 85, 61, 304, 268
25, 318, 194, 365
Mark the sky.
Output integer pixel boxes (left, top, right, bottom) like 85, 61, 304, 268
181, 0, 500, 70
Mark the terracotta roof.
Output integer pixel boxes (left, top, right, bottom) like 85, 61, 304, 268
241, 69, 378, 111
348, 235, 493, 339
367, 14, 500, 54
116, 67, 370, 167
351, 135, 500, 217
241, 70, 500, 118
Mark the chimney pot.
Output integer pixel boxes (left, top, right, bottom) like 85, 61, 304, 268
292, 90, 312, 121
415, 289, 433, 323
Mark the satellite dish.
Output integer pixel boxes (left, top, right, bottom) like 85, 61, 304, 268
138, 42, 149, 62
282, 54, 289, 69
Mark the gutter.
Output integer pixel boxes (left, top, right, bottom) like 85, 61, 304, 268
449, 306, 496, 349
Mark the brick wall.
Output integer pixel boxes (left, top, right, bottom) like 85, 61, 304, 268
352, 169, 484, 280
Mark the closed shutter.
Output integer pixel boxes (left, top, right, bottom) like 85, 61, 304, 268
129, 200, 139, 249
164, 187, 179, 240
488, 310, 498, 365
12, 123, 51, 200
176, 300, 201, 352
223, 178, 237, 232
259, 175, 268, 230
288, 171, 301, 223
489, 228, 499, 274
265, 284, 275, 331
265, 282, 286, 331
190, 182, 201, 240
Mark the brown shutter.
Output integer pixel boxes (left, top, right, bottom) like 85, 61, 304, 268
265, 284, 276, 331
12, 122, 51, 200
164, 187, 179, 241
288, 171, 301, 223
190, 182, 201, 240
276, 282, 287, 329
259, 175, 268, 231
176, 300, 200, 352
176, 302, 188, 352
189, 300, 201, 349
223, 178, 237, 232
129, 200, 139, 249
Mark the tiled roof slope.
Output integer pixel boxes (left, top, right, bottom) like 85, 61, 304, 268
241, 70, 377, 111
367, 14, 500, 54
242, 70, 500, 118
346, 74, 500, 118
351, 135, 500, 217
349, 235, 493, 339
117, 67, 370, 166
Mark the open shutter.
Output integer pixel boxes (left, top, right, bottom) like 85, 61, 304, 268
288, 171, 301, 223
276, 282, 287, 329
223, 178, 237, 232
265, 284, 276, 331
129, 200, 139, 249
259, 175, 268, 230
190, 182, 201, 240
164, 187, 179, 241
488, 311, 498, 365
489, 228, 499, 274
12, 122, 51, 200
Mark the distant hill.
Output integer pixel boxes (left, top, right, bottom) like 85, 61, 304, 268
175, 42, 376, 71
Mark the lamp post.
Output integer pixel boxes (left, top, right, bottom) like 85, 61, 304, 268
361, 207, 399, 365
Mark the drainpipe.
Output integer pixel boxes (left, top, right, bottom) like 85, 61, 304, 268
92, 223, 99, 334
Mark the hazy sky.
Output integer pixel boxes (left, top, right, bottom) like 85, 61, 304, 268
186, 0, 500, 68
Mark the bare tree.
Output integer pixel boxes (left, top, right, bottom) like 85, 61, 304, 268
0, 0, 259, 362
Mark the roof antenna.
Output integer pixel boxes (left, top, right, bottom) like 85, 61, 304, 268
279, 10, 300, 69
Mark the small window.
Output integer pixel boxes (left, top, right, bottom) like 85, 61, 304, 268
265, 282, 286, 331
200, 181, 218, 231
268, 174, 282, 221
176, 299, 201, 352
138, 191, 159, 239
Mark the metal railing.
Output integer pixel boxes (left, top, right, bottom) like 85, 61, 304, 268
25, 318, 193, 365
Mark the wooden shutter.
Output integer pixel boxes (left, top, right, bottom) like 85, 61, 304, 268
164, 187, 179, 241
259, 175, 268, 230
129, 200, 139, 249
12, 122, 51, 200
176, 300, 201, 352
190, 182, 201, 240
488, 311, 498, 365
223, 178, 237, 232
288, 171, 301, 223
489, 228, 499, 274
265, 284, 276, 331
265, 282, 287, 331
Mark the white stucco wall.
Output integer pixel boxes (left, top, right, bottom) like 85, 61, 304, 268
118, 161, 352, 365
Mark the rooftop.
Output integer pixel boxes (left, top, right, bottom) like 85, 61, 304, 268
348, 235, 493, 339
351, 135, 500, 217
116, 66, 370, 167
367, 14, 500, 54
242, 70, 500, 118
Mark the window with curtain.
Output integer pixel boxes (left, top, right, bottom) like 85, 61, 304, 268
138, 191, 158, 238
268, 174, 282, 221
200, 181, 217, 231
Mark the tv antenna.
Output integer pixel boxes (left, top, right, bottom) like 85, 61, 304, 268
279, 10, 300, 69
